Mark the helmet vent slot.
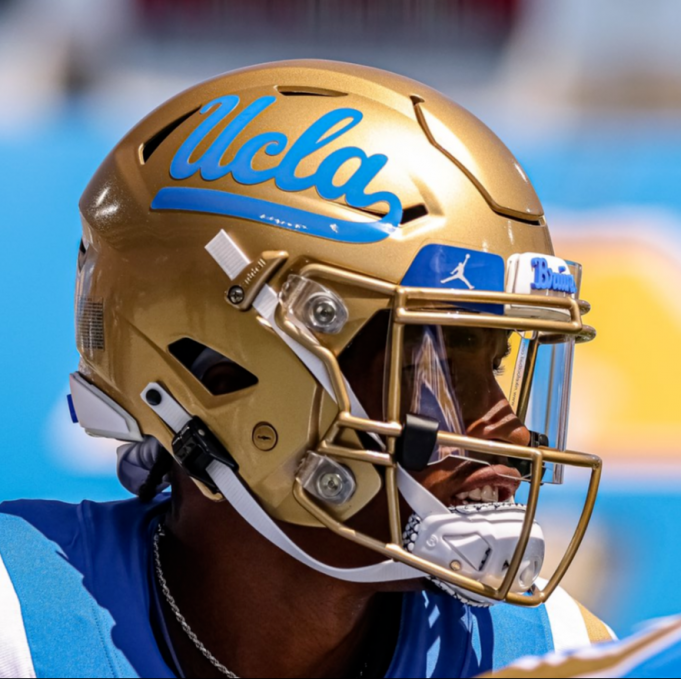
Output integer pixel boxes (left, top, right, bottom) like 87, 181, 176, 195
139, 107, 200, 165
332, 200, 388, 219
401, 204, 429, 224
331, 201, 427, 224
276, 86, 347, 98
169, 338, 258, 396
77, 239, 87, 272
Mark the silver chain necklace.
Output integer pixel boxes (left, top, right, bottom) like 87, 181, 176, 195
153, 524, 371, 679
153, 524, 238, 678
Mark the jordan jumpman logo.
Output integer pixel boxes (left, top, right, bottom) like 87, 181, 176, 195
440, 254, 474, 289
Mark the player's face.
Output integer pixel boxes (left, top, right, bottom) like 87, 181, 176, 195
340, 312, 528, 511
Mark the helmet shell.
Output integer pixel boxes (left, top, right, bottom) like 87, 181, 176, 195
77, 59, 553, 525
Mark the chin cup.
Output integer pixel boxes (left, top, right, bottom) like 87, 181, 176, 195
403, 503, 545, 607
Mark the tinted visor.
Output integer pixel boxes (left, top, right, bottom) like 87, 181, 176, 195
389, 322, 573, 484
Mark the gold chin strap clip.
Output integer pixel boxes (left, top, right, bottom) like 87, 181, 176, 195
225, 250, 289, 311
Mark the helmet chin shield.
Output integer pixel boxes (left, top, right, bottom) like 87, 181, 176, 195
275, 257, 601, 608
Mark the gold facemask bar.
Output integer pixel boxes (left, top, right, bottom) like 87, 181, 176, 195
275, 262, 601, 607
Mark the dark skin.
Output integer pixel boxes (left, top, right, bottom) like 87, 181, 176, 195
159, 324, 530, 678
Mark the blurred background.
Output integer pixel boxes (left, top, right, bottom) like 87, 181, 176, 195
2, 0, 681, 639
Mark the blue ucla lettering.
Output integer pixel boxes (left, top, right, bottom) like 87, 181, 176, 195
170, 96, 278, 181
168, 95, 403, 227
273, 108, 363, 192
230, 132, 288, 186
531, 258, 577, 294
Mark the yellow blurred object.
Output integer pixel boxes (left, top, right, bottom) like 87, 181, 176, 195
556, 222, 681, 461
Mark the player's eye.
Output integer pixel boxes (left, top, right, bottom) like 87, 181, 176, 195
493, 340, 512, 376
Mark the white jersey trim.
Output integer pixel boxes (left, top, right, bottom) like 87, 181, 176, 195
0, 551, 36, 679
538, 579, 591, 653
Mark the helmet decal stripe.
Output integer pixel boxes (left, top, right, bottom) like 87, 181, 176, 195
154, 94, 403, 242
152, 186, 399, 243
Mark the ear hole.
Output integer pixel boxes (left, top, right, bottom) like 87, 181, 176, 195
139, 107, 200, 164
169, 338, 258, 396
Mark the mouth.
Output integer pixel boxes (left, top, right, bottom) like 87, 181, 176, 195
448, 462, 521, 507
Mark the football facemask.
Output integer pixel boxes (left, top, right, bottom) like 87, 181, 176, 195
272, 255, 599, 606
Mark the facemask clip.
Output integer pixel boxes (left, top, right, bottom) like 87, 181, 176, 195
280, 275, 349, 335
172, 416, 239, 493
298, 453, 357, 506
225, 250, 289, 312
395, 413, 439, 472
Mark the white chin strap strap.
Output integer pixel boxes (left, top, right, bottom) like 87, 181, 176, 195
141, 381, 546, 594
141, 381, 421, 584
208, 461, 422, 583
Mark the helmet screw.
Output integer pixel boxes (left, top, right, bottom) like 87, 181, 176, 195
252, 423, 278, 451
450, 560, 462, 572
317, 472, 344, 500
312, 299, 337, 327
146, 389, 162, 406
227, 286, 245, 305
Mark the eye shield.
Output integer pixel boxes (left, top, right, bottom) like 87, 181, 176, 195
315, 246, 590, 485
394, 322, 574, 484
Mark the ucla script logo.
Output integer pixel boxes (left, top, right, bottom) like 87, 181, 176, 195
151, 95, 403, 243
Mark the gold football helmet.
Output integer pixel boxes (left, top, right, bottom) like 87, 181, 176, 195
70, 60, 601, 607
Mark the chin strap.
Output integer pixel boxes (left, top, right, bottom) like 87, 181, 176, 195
208, 461, 422, 583
140, 381, 545, 596
141, 381, 421, 583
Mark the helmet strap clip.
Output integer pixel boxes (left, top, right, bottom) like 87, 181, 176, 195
395, 413, 439, 472
172, 416, 239, 493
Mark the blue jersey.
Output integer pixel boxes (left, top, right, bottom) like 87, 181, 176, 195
485, 616, 681, 679
0, 499, 611, 679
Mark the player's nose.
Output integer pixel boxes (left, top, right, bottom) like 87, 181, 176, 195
464, 384, 531, 447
